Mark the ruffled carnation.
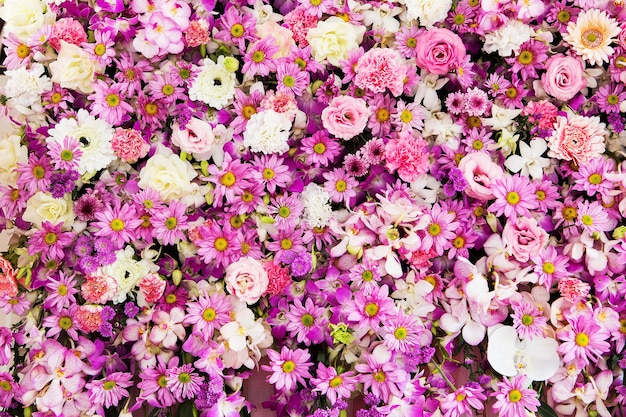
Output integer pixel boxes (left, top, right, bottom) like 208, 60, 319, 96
354, 48, 407, 97
82, 270, 118, 304
243, 109, 292, 154
138, 272, 166, 303
74, 304, 104, 332
111, 128, 150, 163
384, 134, 430, 182
263, 261, 292, 297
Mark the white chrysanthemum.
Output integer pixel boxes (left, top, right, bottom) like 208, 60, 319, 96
404, 0, 452, 28
47, 109, 115, 174
300, 183, 333, 228
188, 56, 236, 109
4, 63, 51, 109
483, 19, 532, 57
243, 110, 292, 154
563, 8, 620, 66
103, 246, 154, 304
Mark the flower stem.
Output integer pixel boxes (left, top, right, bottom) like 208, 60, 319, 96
432, 360, 457, 392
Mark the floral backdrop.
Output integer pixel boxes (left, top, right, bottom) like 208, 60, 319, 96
0, 0, 625, 416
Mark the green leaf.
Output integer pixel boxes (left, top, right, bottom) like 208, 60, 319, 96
537, 400, 559, 417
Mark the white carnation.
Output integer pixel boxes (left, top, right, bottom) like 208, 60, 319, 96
243, 110, 291, 154
404, 0, 452, 28
102, 246, 154, 304
47, 109, 115, 174
300, 183, 333, 228
483, 20, 532, 57
188, 57, 236, 109
4, 64, 52, 110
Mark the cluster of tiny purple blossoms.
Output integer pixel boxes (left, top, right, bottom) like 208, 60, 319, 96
1, 0, 626, 416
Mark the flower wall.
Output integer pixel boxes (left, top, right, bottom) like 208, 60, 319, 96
0, 0, 625, 416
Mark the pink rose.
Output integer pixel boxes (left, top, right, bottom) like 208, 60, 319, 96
502, 217, 548, 263
458, 152, 504, 200
321, 95, 370, 140
170, 118, 216, 160
354, 48, 407, 97
224, 257, 269, 305
541, 55, 587, 102
415, 28, 466, 75
547, 114, 606, 166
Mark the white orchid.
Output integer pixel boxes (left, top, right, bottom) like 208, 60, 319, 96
505, 138, 551, 180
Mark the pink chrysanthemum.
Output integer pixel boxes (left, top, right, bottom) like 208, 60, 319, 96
207, 154, 256, 207
577, 200, 614, 234
268, 193, 304, 231
276, 61, 310, 96
421, 203, 460, 256
214, 6, 258, 51
242, 36, 279, 77
196, 222, 238, 269
86, 372, 133, 409
441, 384, 487, 417
88, 80, 134, 126
183, 291, 231, 341
344, 284, 396, 333
166, 363, 204, 402
491, 375, 540, 417
151, 200, 189, 246
44, 271, 78, 313
16, 154, 52, 192
301, 131, 343, 168
262, 346, 313, 393
47, 136, 82, 171
93, 202, 142, 250
28, 221, 75, 262
489, 174, 538, 219
355, 348, 407, 403
285, 297, 328, 346
530, 246, 570, 288
310, 363, 357, 404
83, 29, 116, 67
252, 154, 291, 193
571, 157, 615, 198
557, 312, 610, 366
511, 300, 548, 340
323, 168, 358, 205
137, 357, 177, 408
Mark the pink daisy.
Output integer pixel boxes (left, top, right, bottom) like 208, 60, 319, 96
166, 363, 204, 402
86, 372, 133, 409
557, 312, 610, 366
207, 154, 256, 207
383, 310, 426, 353
441, 384, 487, 417
196, 222, 238, 269
83, 29, 116, 67
355, 348, 407, 403
93, 202, 143, 250
151, 200, 189, 246
268, 193, 304, 231
147, 71, 184, 104
88, 80, 134, 126
183, 291, 231, 342
491, 375, 540, 417
28, 221, 75, 262
262, 346, 313, 393
16, 154, 53, 192
344, 284, 396, 333
43, 271, 78, 313
577, 200, 614, 234
301, 131, 343, 167
252, 154, 291, 193
214, 6, 258, 51
310, 363, 357, 405
489, 174, 538, 219
276, 61, 309, 96
530, 246, 570, 288
47, 136, 82, 171
571, 157, 615, 198
323, 168, 358, 205
284, 297, 328, 346
137, 356, 177, 408
420, 203, 460, 256
242, 36, 279, 77
511, 300, 548, 340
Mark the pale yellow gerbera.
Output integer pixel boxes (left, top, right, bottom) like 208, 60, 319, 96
563, 8, 620, 66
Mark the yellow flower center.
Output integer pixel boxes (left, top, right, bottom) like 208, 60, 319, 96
214, 237, 228, 252
165, 217, 177, 230
472, 140, 483, 150
314, 142, 326, 154
557, 10, 571, 23
428, 223, 441, 236
110, 218, 125, 231
33, 165, 45, 179
508, 389, 522, 403
282, 360, 295, 373
376, 108, 389, 123
230, 215, 243, 228
17, 44, 30, 58
518, 50, 534, 65
241, 191, 254, 203
202, 308, 216, 322
301, 314, 314, 327
543, 262, 555, 274
243, 105, 256, 119
51, 92, 62, 104
506, 191, 520, 205
44, 232, 58, 245
166, 294, 177, 304
400, 109, 413, 123
521, 314, 534, 326
158, 375, 168, 388
59, 316, 73, 330
394, 326, 407, 340
575, 332, 589, 347
362, 270, 373, 282
329, 376, 343, 388
535, 190, 546, 201
453, 236, 465, 249
474, 206, 484, 216
263, 168, 275, 180
373, 371, 386, 383
162, 84, 175, 96
94, 43, 106, 56
467, 116, 481, 128
106, 93, 120, 107
220, 172, 236, 187
505, 87, 518, 99
581, 214, 593, 226
178, 372, 191, 383
231, 23, 244, 37
454, 14, 465, 25
103, 380, 117, 390
282, 75, 295, 87
145, 102, 158, 115
364, 302, 379, 317
278, 206, 290, 218
57, 284, 68, 296
563, 207, 577, 221
588, 174, 602, 185
607, 94, 619, 105
252, 51, 265, 63
280, 238, 293, 250
582, 29, 602, 48
0, 381, 11, 391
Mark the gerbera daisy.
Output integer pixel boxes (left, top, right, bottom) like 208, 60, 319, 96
300, 131, 343, 167
242, 36, 279, 77
88, 80, 133, 126
166, 363, 204, 402
564, 8, 620, 66
577, 200, 614, 234
511, 300, 548, 340
151, 200, 189, 246
557, 312, 610, 366
28, 221, 75, 262
276, 61, 309, 96
310, 363, 357, 405
262, 346, 313, 393
268, 193, 304, 231
86, 372, 133, 409
93, 201, 143, 250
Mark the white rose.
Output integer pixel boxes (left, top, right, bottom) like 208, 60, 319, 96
137, 145, 198, 204
23, 192, 75, 231
307, 17, 365, 66
0, 0, 56, 41
0, 134, 28, 186
49, 41, 103, 94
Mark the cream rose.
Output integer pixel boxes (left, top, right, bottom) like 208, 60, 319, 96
0, 134, 28, 186
224, 257, 269, 305
49, 41, 102, 94
256, 21, 296, 58
307, 17, 365, 66
137, 145, 198, 204
0, 0, 56, 41
23, 192, 75, 231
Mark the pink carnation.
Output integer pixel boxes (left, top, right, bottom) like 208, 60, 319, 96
415, 27, 466, 75
49, 18, 88, 52
384, 134, 430, 182
547, 114, 606, 166
321, 95, 370, 140
74, 304, 103, 333
284, 7, 318, 47
558, 277, 591, 302
139, 273, 166, 303
261, 90, 299, 121
354, 48, 407, 97
111, 128, 150, 163
185, 19, 211, 48
82, 270, 118, 304
523, 100, 558, 130
0, 256, 18, 298
264, 261, 292, 297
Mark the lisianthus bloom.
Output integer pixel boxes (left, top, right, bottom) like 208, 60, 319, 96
321, 95, 370, 140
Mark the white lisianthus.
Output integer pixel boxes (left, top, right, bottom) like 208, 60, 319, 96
300, 183, 333, 228
4, 64, 52, 111
0, 134, 28, 186
49, 41, 102, 94
483, 20, 532, 57
137, 144, 198, 204
0, 0, 56, 41
102, 246, 155, 304
403, 0, 452, 28
188, 56, 236, 109
307, 17, 365, 66
47, 109, 115, 175
487, 325, 560, 381
505, 138, 551, 180
22, 192, 75, 231
243, 110, 291, 155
